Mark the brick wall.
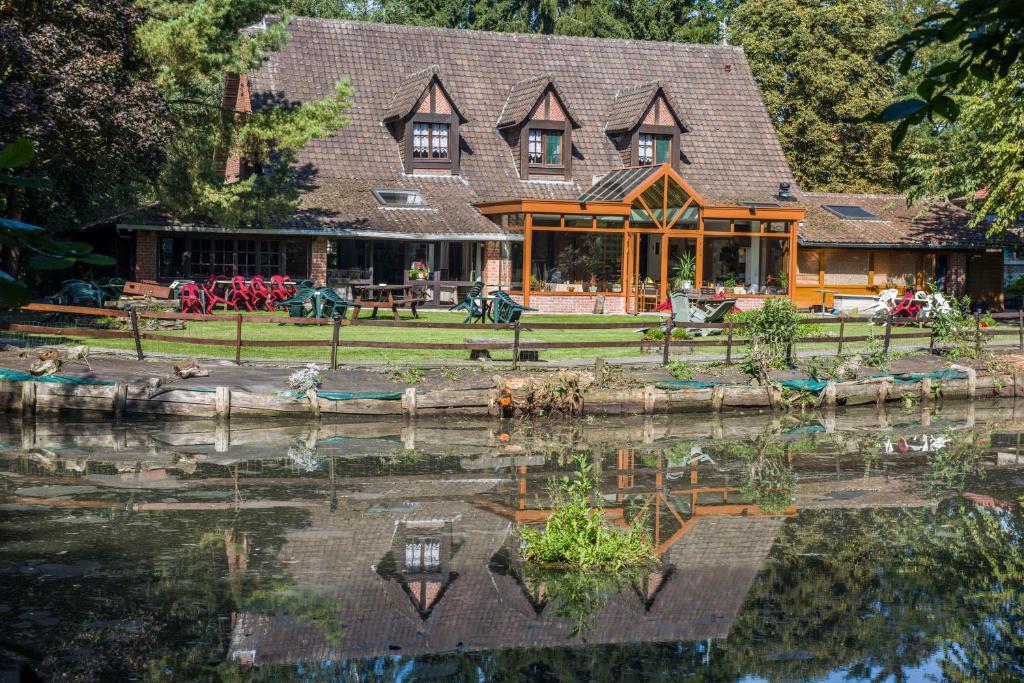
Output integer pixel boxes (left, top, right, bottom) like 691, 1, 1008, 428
947, 252, 967, 297
510, 293, 626, 314
311, 238, 329, 286
134, 231, 157, 281
482, 241, 512, 290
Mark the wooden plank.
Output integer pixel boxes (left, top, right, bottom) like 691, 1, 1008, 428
318, 397, 405, 415
416, 389, 493, 409
0, 323, 134, 339
22, 302, 126, 317
141, 332, 236, 346
33, 382, 117, 399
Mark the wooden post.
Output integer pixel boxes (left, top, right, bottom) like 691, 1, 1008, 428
113, 382, 127, 419
128, 307, 144, 360
725, 320, 734, 364
512, 320, 521, 370
330, 317, 341, 371
234, 314, 243, 365
883, 313, 893, 354
21, 381, 36, 417
662, 315, 673, 366
523, 215, 533, 307
837, 313, 846, 355
974, 310, 982, 356
215, 386, 231, 419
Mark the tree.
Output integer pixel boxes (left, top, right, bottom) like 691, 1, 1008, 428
878, 0, 1024, 141
731, 0, 905, 192
137, 2, 353, 228
901, 67, 1024, 234
0, 0, 171, 230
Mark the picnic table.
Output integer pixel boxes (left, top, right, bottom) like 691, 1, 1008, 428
352, 284, 428, 320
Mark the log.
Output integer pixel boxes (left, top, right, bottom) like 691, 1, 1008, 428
651, 388, 715, 413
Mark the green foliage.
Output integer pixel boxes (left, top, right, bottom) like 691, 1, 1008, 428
727, 437, 795, 513
666, 359, 695, 380
731, 0, 903, 192
863, 327, 890, 370
137, 6, 352, 227
0, 138, 114, 305
520, 455, 657, 571
740, 297, 801, 378
1007, 274, 1024, 295
382, 363, 425, 384
246, 584, 346, 645
901, 66, 1024, 235
878, 0, 1024, 141
670, 252, 697, 289
642, 327, 664, 342
439, 365, 461, 381
932, 294, 983, 360
925, 430, 987, 494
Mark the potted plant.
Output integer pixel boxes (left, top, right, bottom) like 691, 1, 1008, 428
408, 266, 429, 280
671, 252, 697, 291
530, 275, 545, 291
611, 280, 622, 293
587, 275, 598, 293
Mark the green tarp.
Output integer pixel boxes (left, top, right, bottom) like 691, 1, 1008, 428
656, 369, 967, 394
0, 367, 114, 386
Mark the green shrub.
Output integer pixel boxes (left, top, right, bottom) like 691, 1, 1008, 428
666, 359, 695, 380
642, 327, 664, 341
741, 298, 801, 379
1006, 275, 1024, 295
520, 455, 657, 572
932, 295, 984, 360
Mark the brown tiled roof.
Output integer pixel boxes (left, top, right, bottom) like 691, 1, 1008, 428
496, 76, 578, 129
382, 65, 467, 124
605, 81, 687, 133
240, 17, 800, 233
800, 193, 996, 249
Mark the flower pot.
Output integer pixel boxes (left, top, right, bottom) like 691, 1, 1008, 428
588, 286, 597, 293
681, 280, 693, 290
611, 284, 622, 293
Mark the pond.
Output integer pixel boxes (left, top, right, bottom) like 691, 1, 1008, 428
1, 404, 1022, 681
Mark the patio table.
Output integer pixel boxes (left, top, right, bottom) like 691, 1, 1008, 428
352, 284, 426, 320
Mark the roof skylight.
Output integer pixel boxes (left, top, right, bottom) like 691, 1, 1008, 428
373, 189, 427, 207
822, 204, 881, 220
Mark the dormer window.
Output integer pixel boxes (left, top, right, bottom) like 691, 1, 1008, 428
497, 76, 580, 181
382, 66, 467, 175
606, 81, 688, 171
412, 122, 449, 159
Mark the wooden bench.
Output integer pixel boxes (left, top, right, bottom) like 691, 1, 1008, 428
464, 337, 547, 362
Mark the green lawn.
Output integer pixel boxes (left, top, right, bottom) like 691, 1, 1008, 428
12, 309, 963, 365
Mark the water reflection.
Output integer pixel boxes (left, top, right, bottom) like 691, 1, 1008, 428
0, 403, 1022, 680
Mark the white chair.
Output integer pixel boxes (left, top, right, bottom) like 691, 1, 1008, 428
866, 288, 899, 315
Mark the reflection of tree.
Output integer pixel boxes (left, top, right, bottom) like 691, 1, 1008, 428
725, 501, 1024, 682
729, 438, 796, 514
926, 429, 988, 494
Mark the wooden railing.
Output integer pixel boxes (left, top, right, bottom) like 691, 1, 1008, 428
4, 303, 1022, 368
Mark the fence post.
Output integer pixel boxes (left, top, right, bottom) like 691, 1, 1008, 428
725, 320, 734, 364
128, 307, 144, 360
1018, 309, 1023, 352
662, 316, 674, 366
234, 314, 243, 365
512, 320, 521, 370
883, 312, 893, 354
330, 316, 341, 371
837, 313, 846, 355
974, 310, 982, 356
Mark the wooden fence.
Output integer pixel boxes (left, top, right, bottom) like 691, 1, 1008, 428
3, 303, 1023, 369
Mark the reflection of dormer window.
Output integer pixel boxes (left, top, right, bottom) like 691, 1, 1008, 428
405, 538, 441, 572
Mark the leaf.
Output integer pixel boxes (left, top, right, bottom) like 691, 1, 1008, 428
75, 253, 116, 266
926, 60, 960, 78
916, 79, 936, 101
0, 172, 44, 189
932, 95, 960, 121
0, 217, 44, 233
880, 99, 928, 122
29, 255, 75, 270
0, 278, 32, 307
892, 119, 912, 149
0, 138, 34, 169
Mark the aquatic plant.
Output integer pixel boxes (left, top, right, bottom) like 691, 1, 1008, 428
520, 455, 657, 572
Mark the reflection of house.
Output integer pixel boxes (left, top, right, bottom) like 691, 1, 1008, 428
227, 485, 784, 664
118, 19, 1004, 312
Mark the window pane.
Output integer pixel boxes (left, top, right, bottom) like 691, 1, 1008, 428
528, 130, 542, 164
528, 232, 623, 291
545, 131, 562, 165
431, 123, 449, 159
413, 123, 429, 158
564, 215, 593, 228
655, 135, 671, 164
532, 213, 561, 227
596, 215, 625, 229
638, 133, 653, 165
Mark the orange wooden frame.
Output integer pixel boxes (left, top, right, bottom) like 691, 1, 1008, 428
476, 164, 805, 309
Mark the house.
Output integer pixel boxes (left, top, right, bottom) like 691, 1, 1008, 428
119, 18, 1003, 311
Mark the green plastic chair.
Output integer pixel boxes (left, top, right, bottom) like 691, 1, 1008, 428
276, 287, 319, 317
448, 279, 485, 323
95, 277, 126, 301
58, 280, 105, 307
489, 290, 536, 324
316, 287, 358, 319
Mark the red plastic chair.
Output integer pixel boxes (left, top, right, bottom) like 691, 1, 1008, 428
269, 275, 294, 300
179, 283, 204, 314
227, 276, 254, 312
202, 275, 234, 314
249, 275, 275, 312
892, 291, 921, 318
